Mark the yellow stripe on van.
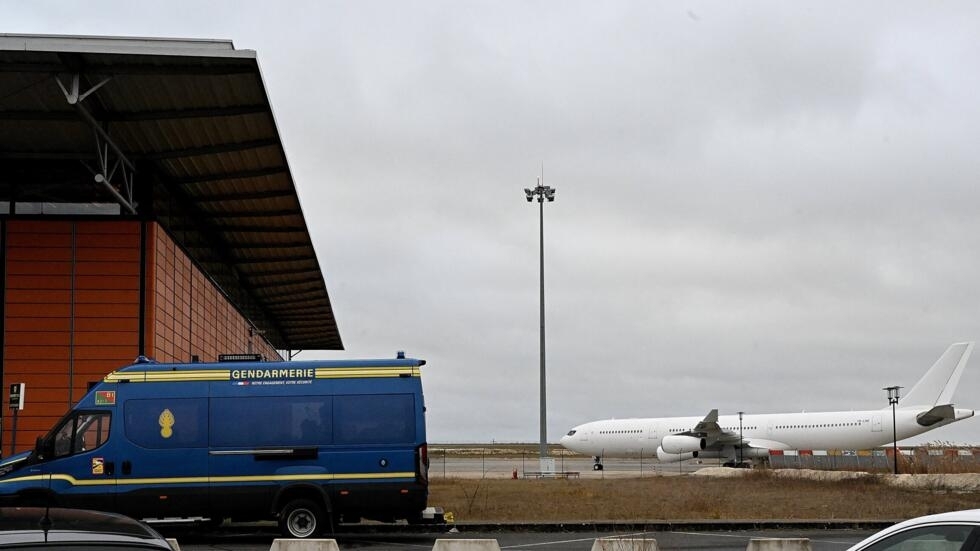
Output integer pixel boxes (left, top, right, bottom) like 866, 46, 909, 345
103, 370, 232, 383
0, 472, 416, 488
103, 366, 419, 383
314, 367, 420, 379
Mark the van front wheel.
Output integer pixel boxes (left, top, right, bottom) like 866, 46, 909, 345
279, 499, 325, 539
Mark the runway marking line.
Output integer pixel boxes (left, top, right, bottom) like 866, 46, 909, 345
673, 530, 858, 546
501, 531, 657, 549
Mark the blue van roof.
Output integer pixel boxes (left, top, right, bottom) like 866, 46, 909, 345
116, 357, 425, 372
104, 357, 426, 383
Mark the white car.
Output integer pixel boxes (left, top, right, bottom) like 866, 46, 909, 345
847, 509, 980, 551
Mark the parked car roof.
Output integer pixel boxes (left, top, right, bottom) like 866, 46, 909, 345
0, 507, 172, 549
847, 509, 980, 551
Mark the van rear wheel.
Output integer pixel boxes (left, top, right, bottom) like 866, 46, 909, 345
279, 499, 325, 539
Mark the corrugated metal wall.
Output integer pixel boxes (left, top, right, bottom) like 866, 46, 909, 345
1, 219, 281, 454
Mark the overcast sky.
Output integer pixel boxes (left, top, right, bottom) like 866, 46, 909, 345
6, 1, 980, 445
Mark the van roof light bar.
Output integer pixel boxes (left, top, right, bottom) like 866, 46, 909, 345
218, 353, 263, 362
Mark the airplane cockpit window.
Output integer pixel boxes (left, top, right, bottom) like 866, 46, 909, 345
566, 430, 576, 436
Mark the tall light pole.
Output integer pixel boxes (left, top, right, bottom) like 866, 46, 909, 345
525, 178, 555, 459
884, 386, 902, 474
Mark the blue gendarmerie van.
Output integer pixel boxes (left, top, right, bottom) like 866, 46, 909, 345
0, 353, 432, 538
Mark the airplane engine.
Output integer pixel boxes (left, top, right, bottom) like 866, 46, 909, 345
660, 434, 706, 454
656, 446, 697, 462
739, 447, 771, 459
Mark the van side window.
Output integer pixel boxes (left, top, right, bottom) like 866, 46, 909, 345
53, 412, 111, 458
124, 398, 208, 449
210, 394, 416, 447
334, 394, 415, 445
211, 396, 333, 447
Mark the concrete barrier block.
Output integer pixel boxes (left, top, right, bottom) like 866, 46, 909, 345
746, 538, 811, 551
269, 538, 340, 551
432, 539, 502, 551
165, 538, 181, 551
591, 537, 659, 551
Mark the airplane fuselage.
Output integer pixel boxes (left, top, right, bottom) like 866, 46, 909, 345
560, 408, 974, 460
561, 343, 976, 464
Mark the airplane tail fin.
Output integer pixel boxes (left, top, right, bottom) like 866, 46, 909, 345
899, 342, 974, 409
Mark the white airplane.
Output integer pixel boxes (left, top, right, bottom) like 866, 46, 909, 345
560, 342, 975, 470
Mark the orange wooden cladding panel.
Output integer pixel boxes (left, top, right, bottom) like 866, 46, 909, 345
5, 232, 72, 247
4, 248, 73, 262
74, 304, 139, 319
5, 303, 72, 318
74, 290, 139, 304
72, 346, 139, 361
6, 261, 72, 275
2, 332, 69, 347
75, 275, 140, 290
6, 275, 72, 290
73, 331, 139, 347
6, 220, 72, 234
74, 248, 140, 263
74, 232, 140, 249
75, 262, 140, 276
4, 373, 70, 390
5, 290, 73, 304
5, 346, 71, 361
75, 221, 139, 235
6, 317, 73, 332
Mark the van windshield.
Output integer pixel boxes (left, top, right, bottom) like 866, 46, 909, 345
42, 411, 112, 459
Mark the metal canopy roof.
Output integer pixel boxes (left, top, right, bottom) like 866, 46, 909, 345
0, 34, 342, 351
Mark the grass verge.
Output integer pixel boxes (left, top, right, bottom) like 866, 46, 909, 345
429, 472, 980, 522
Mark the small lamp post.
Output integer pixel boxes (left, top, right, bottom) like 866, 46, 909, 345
738, 411, 744, 466
884, 386, 902, 474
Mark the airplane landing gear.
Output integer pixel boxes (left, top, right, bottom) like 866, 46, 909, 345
592, 457, 604, 471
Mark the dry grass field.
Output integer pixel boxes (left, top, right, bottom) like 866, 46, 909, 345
429, 471, 980, 523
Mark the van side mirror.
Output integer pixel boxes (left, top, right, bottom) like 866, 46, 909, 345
34, 436, 49, 460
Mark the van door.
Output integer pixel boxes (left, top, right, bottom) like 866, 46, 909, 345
114, 397, 210, 519
208, 394, 331, 521
36, 410, 116, 511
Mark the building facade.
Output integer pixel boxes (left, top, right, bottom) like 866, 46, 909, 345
2, 219, 280, 453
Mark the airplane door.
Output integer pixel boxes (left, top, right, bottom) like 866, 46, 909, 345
872, 416, 882, 432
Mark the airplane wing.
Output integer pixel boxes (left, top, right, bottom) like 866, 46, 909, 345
680, 409, 743, 447
690, 409, 720, 435
682, 409, 791, 451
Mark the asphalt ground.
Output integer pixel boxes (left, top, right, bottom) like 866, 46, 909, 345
168, 526, 881, 551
